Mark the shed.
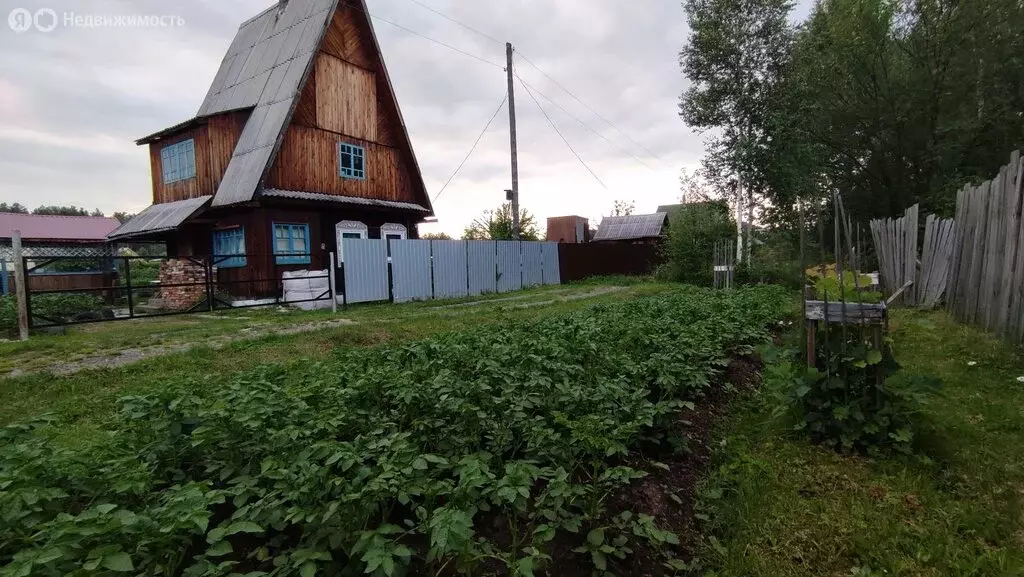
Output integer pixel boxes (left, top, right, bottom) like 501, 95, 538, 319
0, 213, 120, 296
592, 213, 669, 243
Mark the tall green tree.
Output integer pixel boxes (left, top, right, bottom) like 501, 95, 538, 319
756, 0, 1024, 226
462, 203, 540, 241
31, 206, 104, 217
680, 0, 795, 229
0, 203, 28, 214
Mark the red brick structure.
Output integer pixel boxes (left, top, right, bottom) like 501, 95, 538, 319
158, 259, 208, 310
546, 216, 589, 243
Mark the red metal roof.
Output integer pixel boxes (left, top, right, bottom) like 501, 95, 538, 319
0, 213, 120, 243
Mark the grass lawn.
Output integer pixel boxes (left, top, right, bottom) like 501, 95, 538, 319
0, 277, 672, 435
696, 309, 1024, 576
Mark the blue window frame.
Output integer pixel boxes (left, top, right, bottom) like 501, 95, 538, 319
212, 227, 246, 268
338, 143, 366, 180
160, 139, 197, 184
274, 223, 311, 265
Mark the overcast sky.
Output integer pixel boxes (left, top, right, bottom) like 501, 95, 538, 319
0, 0, 814, 237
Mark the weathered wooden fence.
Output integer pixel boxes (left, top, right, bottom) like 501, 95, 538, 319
870, 205, 955, 308
946, 150, 1024, 344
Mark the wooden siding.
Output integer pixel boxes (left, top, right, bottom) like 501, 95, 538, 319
148, 111, 248, 204
319, 6, 376, 71
266, 125, 414, 203
261, 1, 431, 213
315, 53, 377, 141
293, 65, 317, 127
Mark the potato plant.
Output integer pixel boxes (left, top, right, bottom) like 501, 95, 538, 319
0, 286, 789, 576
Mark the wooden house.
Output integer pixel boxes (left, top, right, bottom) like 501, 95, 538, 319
109, 0, 433, 295
592, 213, 669, 245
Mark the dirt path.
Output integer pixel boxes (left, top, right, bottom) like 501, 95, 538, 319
4, 318, 359, 378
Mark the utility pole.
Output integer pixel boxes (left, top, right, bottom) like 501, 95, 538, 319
506, 42, 521, 240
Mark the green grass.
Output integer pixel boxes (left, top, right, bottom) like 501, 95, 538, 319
696, 309, 1024, 576
0, 282, 613, 373
0, 279, 674, 435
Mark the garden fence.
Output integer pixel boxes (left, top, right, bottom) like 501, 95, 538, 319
340, 239, 560, 304
945, 149, 1024, 344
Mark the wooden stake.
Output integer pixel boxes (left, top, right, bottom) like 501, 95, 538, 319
12, 231, 28, 341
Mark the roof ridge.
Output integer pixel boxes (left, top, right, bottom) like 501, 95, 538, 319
237, 2, 279, 29
2, 213, 117, 221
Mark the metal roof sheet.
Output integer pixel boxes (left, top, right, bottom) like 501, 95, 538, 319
107, 196, 212, 241
592, 213, 668, 241
192, 0, 335, 208
261, 189, 430, 212
0, 213, 120, 242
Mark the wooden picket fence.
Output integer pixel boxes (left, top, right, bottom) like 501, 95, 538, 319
870, 205, 956, 309
946, 150, 1024, 344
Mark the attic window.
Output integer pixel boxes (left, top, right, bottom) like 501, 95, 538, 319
161, 139, 196, 184
338, 143, 366, 180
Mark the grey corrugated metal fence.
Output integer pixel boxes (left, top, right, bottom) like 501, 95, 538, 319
342, 239, 390, 304
522, 242, 543, 288
541, 243, 560, 285
340, 239, 560, 305
390, 240, 433, 303
945, 150, 1024, 344
468, 241, 498, 296
496, 241, 522, 293
432, 240, 469, 299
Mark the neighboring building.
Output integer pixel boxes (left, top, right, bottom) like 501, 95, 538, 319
1, 213, 120, 248
109, 0, 433, 295
592, 213, 669, 244
546, 216, 590, 243
0, 213, 120, 296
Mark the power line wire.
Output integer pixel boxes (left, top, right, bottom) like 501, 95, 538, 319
401, 0, 504, 46
339, 0, 503, 69
515, 51, 669, 167
515, 72, 656, 172
432, 92, 509, 203
518, 77, 608, 190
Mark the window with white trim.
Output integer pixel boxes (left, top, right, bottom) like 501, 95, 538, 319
336, 221, 368, 265
161, 139, 196, 184
381, 223, 407, 242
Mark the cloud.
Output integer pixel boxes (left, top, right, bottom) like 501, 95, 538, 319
0, 0, 814, 235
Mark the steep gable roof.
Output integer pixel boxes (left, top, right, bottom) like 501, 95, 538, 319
183, 0, 431, 213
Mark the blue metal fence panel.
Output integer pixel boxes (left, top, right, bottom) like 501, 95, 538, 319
467, 241, 497, 296
541, 242, 561, 285
432, 240, 469, 299
0, 260, 7, 295
496, 241, 522, 293
390, 240, 433, 303
522, 242, 544, 288
342, 239, 389, 304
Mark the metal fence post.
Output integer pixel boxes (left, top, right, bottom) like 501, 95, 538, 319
12, 231, 29, 340
124, 257, 135, 319
1, 258, 7, 296
205, 257, 215, 312
328, 251, 338, 314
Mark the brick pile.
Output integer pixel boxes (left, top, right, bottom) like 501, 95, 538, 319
158, 260, 207, 310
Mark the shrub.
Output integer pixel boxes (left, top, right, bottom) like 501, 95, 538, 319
765, 329, 940, 454
663, 201, 736, 286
